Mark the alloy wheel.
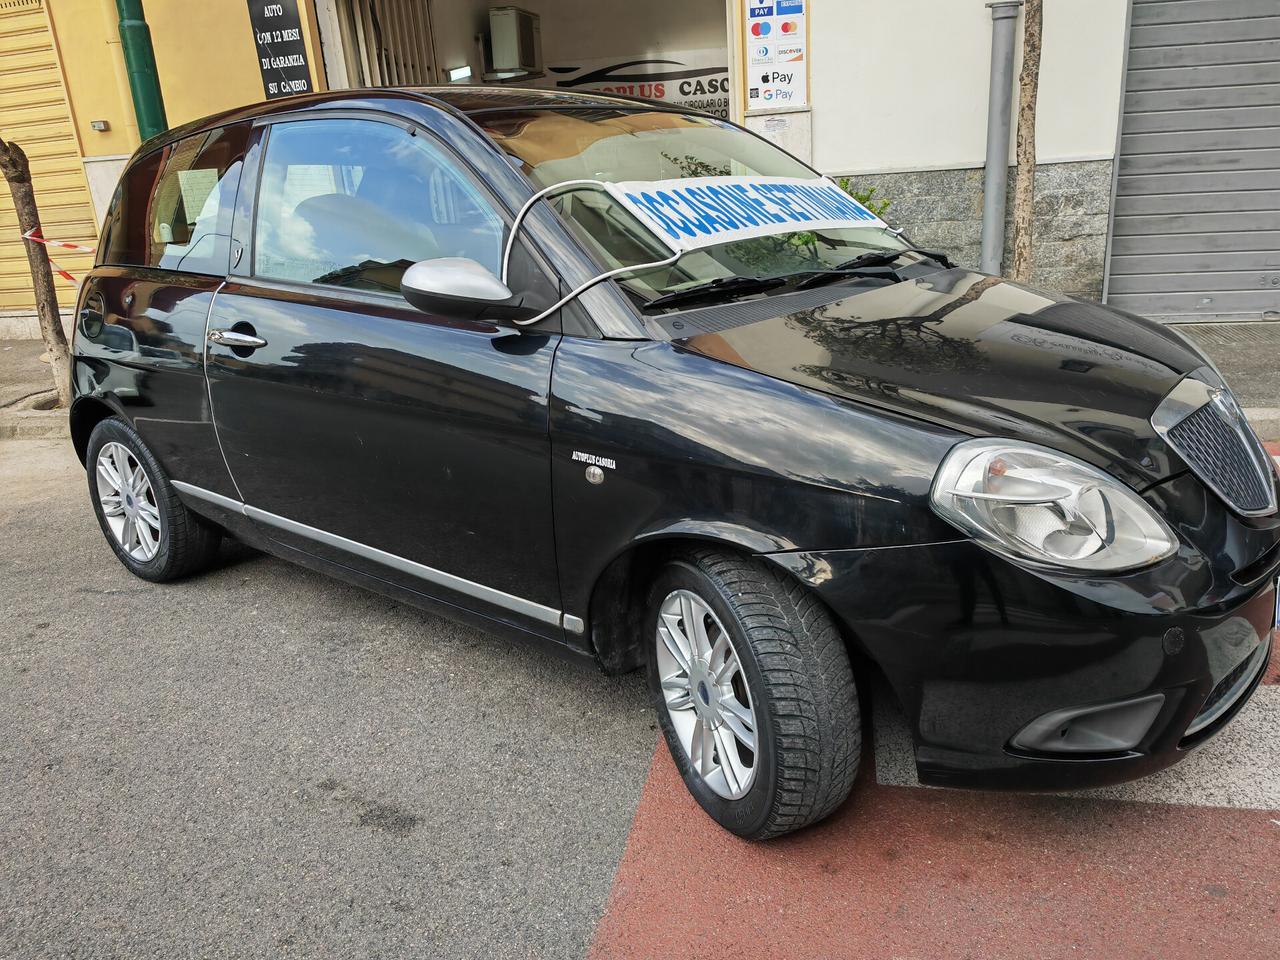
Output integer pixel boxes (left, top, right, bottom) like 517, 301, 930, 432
655, 589, 759, 799
96, 441, 162, 562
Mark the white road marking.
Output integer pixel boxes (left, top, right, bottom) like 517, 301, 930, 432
874, 682, 1280, 810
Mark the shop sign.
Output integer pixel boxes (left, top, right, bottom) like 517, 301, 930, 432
743, 0, 808, 111
247, 1, 313, 100
540, 49, 731, 119
602, 175, 886, 254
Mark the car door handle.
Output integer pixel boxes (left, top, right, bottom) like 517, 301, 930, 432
208, 328, 267, 349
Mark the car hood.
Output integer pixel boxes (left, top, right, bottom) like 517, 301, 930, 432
675, 269, 1207, 487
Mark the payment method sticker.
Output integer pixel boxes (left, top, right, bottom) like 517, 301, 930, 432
602, 175, 888, 254
743, 0, 807, 110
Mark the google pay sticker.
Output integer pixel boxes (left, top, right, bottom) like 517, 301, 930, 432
602, 176, 887, 254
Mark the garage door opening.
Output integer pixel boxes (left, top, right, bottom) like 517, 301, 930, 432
315, 2, 733, 119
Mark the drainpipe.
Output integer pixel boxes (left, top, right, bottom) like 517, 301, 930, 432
98, 0, 140, 146
115, 0, 167, 142
980, 1, 1023, 275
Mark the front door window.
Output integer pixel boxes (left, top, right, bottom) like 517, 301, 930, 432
253, 118, 505, 293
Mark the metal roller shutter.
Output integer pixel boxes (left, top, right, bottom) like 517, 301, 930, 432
334, 0, 436, 87
1105, 0, 1280, 323
0, 0, 96, 313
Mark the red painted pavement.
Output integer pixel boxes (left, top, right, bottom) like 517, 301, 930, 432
591, 747, 1280, 960
593, 442, 1280, 958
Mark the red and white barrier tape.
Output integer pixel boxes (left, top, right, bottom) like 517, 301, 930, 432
22, 227, 96, 254
21, 227, 95, 284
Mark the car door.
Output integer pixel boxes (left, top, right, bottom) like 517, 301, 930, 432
79, 123, 253, 502
203, 114, 567, 640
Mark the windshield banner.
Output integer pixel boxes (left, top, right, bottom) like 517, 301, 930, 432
601, 176, 888, 254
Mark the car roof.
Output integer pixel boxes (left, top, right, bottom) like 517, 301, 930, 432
410, 85, 688, 115
134, 86, 698, 158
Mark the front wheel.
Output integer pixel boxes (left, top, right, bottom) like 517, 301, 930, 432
646, 549, 861, 839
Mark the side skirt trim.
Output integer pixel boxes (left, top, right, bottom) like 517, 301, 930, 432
172, 480, 577, 631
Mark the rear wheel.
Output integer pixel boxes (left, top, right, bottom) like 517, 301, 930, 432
646, 548, 861, 839
86, 417, 221, 582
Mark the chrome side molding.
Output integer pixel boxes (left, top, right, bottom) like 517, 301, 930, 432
171, 480, 584, 634
173, 482, 243, 513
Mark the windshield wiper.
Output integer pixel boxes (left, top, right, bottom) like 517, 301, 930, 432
642, 275, 786, 311
792, 247, 954, 290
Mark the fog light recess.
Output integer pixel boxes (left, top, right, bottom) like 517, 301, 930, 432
1010, 693, 1166, 755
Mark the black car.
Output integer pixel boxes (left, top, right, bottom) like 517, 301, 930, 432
70, 87, 1279, 839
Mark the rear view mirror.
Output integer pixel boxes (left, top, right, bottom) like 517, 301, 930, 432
400, 258, 536, 323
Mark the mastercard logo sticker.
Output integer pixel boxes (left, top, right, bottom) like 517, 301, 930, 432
779, 20, 800, 33
751, 22, 771, 36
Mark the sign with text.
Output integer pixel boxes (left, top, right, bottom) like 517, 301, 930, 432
602, 176, 887, 254
247, 1, 313, 100
539, 50, 730, 119
742, 0, 808, 111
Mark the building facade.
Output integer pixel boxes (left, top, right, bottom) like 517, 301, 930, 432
2, 0, 1275, 335
0, 0, 327, 333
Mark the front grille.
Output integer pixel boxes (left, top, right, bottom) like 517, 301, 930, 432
1167, 403, 1274, 514
1184, 638, 1270, 739
1152, 371, 1277, 518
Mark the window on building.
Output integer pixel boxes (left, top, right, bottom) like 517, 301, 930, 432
252, 118, 504, 293
100, 125, 250, 275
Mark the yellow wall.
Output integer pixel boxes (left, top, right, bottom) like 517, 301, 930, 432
0, 0, 97, 311
51, 0, 328, 161
0, 0, 325, 313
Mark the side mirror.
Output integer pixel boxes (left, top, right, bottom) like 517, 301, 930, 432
400, 257, 537, 323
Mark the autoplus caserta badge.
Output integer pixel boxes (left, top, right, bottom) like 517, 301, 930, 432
601, 176, 888, 255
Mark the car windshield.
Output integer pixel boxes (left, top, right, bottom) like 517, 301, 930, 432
480, 109, 912, 309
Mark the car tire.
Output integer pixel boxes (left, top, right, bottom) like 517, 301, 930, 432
646, 548, 861, 839
86, 417, 222, 582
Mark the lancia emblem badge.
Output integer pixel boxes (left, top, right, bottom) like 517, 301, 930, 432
1207, 387, 1239, 426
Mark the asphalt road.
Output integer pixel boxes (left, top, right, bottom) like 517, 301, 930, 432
4, 436, 1279, 959
0, 439, 653, 959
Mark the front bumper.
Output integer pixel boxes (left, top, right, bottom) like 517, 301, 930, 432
764, 475, 1280, 791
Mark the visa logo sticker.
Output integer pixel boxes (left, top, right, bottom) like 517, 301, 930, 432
776, 0, 805, 14
603, 176, 887, 255
749, 4, 774, 17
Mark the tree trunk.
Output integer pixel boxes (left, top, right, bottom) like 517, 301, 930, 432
0, 135, 73, 408
1010, 0, 1043, 284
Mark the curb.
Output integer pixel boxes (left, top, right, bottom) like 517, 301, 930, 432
0, 409, 69, 441
1, 409, 1276, 447
1245, 408, 1280, 444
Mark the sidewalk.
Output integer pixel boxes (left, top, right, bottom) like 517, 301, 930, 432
1181, 323, 1280, 442
0, 340, 65, 440
1, 331, 1278, 441
0, 340, 51, 407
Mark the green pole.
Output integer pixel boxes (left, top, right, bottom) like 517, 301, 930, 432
115, 0, 168, 141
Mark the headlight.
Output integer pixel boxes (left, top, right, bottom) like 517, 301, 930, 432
930, 439, 1178, 572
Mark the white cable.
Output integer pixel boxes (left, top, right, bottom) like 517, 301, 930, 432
510, 249, 683, 327
501, 178, 614, 284
499, 177, 682, 327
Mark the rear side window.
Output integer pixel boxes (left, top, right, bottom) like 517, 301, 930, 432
100, 124, 251, 275
252, 117, 504, 293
